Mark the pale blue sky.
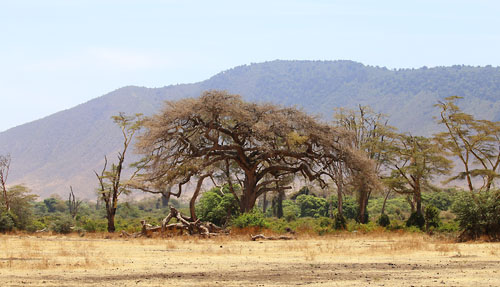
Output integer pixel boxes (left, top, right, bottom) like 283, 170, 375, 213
1, 0, 499, 132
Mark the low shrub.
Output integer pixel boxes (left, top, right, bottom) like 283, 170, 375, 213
0, 211, 16, 232
347, 221, 378, 233
424, 205, 441, 231
377, 213, 390, 227
25, 220, 46, 233
406, 212, 425, 229
50, 216, 73, 234
232, 209, 269, 229
333, 211, 347, 230
437, 221, 459, 233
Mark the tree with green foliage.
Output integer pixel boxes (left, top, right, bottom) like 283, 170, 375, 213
95, 113, 143, 232
295, 194, 328, 218
44, 194, 67, 213
386, 134, 452, 217
0, 185, 37, 231
435, 96, 500, 192
452, 189, 500, 241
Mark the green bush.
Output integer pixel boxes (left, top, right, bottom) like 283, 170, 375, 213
333, 211, 347, 230
0, 211, 16, 232
406, 212, 425, 229
295, 194, 328, 218
347, 221, 378, 233
232, 209, 268, 228
197, 187, 240, 226
80, 217, 106, 232
355, 210, 369, 223
423, 191, 454, 211
25, 220, 46, 233
452, 190, 500, 241
424, 205, 441, 231
282, 200, 300, 222
329, 196, 358, 220
377, 213, 390, 227
437, 221, 459, 233
50, 216, 73, 234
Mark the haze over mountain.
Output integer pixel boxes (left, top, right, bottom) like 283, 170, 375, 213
1, 60, 499, 198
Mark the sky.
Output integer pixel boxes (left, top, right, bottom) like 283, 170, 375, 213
1, 0, 500, 132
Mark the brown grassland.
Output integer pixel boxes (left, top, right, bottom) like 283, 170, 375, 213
0, 231, 499, 286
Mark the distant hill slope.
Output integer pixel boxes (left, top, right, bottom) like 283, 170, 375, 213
1, 60, 499, 198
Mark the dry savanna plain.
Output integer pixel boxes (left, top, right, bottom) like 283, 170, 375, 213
0, 231, 499, 287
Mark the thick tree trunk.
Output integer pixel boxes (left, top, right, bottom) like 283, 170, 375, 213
357, 188, 368, 223
337, 185, 343, 217
240, 175, 258, 213
161, 192, 170, 207
107, 210, 116, 233
415, 192, 422, 215
240, 193, 257, 213
262, 192, 268, 213
276, 190, 284, 219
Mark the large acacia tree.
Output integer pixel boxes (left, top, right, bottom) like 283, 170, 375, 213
136, 91, 376, 215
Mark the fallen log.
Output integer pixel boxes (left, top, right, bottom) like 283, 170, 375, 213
161, 206, 228, 237
251, 234, 295, 241
122, 207, 228, 238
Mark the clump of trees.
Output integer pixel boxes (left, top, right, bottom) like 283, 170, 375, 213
134, 91, 377, 224
1, 93, 499, 241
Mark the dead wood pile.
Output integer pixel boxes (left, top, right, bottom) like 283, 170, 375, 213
250, 234, 295, 241
121, 206, 227, 238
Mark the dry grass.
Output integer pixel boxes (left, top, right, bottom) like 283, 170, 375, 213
0, 232, 498, 286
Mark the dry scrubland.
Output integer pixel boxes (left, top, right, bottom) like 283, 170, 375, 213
0, 232, 499, 287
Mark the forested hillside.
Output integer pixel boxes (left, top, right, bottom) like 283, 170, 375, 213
1, 60, 499, 198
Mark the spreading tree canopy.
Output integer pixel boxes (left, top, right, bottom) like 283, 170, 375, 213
135, 91, 377, 215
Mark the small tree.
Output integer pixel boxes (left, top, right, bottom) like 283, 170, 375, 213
386, 134, 452, 216
435, 96, 500, 192
1, 185, 38, 230
95, 113, 143, 232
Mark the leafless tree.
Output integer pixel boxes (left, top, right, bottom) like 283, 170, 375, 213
68, 186, 82, 219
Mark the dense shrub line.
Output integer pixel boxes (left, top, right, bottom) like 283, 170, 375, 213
1, 187, 498, 240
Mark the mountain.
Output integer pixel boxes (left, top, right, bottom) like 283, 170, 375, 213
1, 60, 499, 198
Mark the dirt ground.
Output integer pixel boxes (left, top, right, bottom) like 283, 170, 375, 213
0, 232, 499, 287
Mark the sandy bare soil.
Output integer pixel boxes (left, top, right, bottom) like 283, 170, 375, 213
0, 232, 499, 286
